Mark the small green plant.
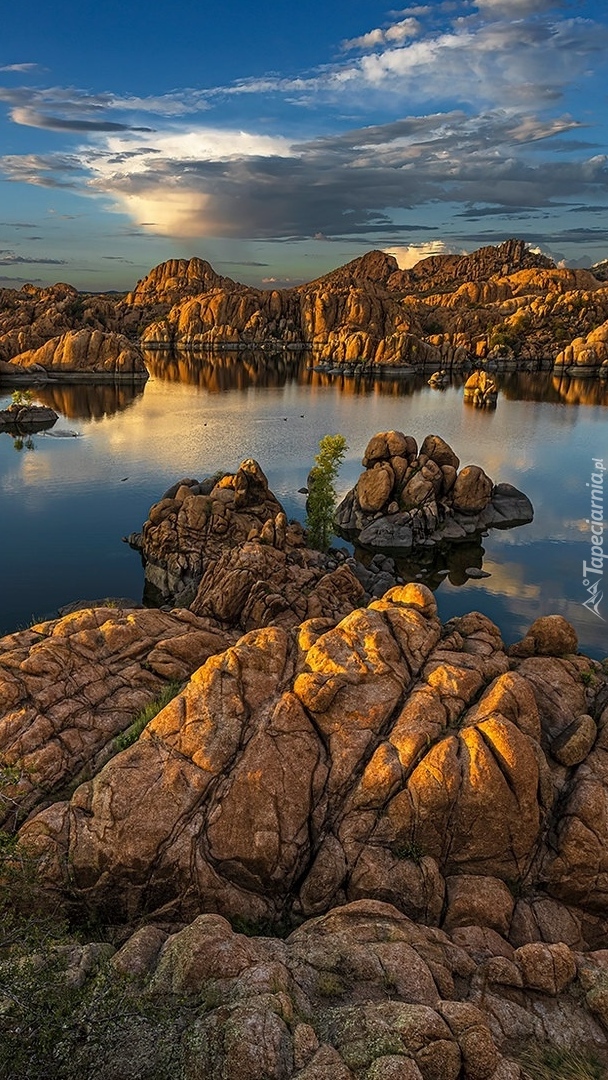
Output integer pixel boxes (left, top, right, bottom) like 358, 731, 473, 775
113, 680, 184, 751
316, 971, 349, 998
10, 388, 33, 408
390, 838, 425, 864
305, 433, 348, 552
580, 670, 596, 687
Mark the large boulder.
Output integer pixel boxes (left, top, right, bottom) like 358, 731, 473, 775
10, 329, 148, 378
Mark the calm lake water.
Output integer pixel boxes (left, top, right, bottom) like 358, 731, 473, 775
1, 352, 607, 659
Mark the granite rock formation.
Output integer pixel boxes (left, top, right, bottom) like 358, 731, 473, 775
130, 238, 608, 370
0, 282, 124, 364
2, 239, 608, 376
8, 328, 149, 379
335, 432, 532, 552
462, 370, 498, 407
12, 586, 608, 951
554, 319, 608, 376
1, 457, 607, 1074
128, 458, 365, 621
0, 403, 58, 431
6, 894, 608, 1077
0, 605, 236, 830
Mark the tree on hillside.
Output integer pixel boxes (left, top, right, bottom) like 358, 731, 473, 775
306, 434, 348, 552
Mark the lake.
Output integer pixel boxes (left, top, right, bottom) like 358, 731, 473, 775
1, 351, 606, 659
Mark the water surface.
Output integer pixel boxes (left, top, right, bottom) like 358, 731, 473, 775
0, 353, 606, 659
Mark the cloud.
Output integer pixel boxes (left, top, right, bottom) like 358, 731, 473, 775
1, 109, 606, 243
383, 241, 460, 267
0, 63, 40, 73
342, 18, 422, 52
0, 2, 606, 252
474, 0, 557, 12
0, 250, 66, 265
10, 106, 154, 133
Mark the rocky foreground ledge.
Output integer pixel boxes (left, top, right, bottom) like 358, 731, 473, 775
1, 454, 607, 1077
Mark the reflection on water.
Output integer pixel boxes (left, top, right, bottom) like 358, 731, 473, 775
4, 432, 36, 452
143, 348, 305, 391
0, 352, 606, 659
355, 537, 489, 589
34, 381, 145, 420
142, 351, 608, 407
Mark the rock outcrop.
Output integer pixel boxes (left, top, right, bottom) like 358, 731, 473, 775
336, 432, 532, 552
2, 239, 608, 374
0, 403, 58, 431
6, 894, 608, 1078
11, 587, 608, 954
0, 605, 236, 829
128, 458, 365, 621
9, 328, 149, 379
0, 282, 124, 363
554, 319, 608, 376
462, 370, 498, 407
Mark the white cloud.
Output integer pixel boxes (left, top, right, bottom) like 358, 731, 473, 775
383, 241, 459, 267
0, 63, 40, 73
342, 18, 421, 52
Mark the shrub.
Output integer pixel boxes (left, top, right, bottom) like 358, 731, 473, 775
305, 433, 348, 552
517, 1044, 607, 1080
10, 388, 33, 408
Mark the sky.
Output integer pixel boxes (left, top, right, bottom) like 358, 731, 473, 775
0, 0, 607, 292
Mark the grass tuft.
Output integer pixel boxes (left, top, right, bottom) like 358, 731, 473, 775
113, 680, 184, 752
518, 1044, 608, 1080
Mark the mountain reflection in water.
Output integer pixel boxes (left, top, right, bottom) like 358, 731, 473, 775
34, 381, 145, 421
0, 351, 606, 659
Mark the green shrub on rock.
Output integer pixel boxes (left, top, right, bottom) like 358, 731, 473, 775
305, 433, 348, 552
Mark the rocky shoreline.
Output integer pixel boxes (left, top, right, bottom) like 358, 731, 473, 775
1, 439, 607, 1077
2, 239, 608, 383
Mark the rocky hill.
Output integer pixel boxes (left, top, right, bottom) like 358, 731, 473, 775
1, 447, 608, 1077
1, 239, 608, 379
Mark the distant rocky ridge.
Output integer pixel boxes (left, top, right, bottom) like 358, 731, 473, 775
1, 238, 608, 380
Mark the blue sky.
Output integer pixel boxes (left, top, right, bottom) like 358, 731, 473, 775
0, 0, 607, 291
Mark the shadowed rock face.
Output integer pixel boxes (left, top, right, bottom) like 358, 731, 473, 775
336, 432, 533, 553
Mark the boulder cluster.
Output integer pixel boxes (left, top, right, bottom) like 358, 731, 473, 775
127, 458, 365, 622
336, 432, 532, 552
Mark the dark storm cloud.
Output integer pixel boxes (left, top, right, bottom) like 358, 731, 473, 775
1, 108, 607, 243
11, 107, 154, 133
